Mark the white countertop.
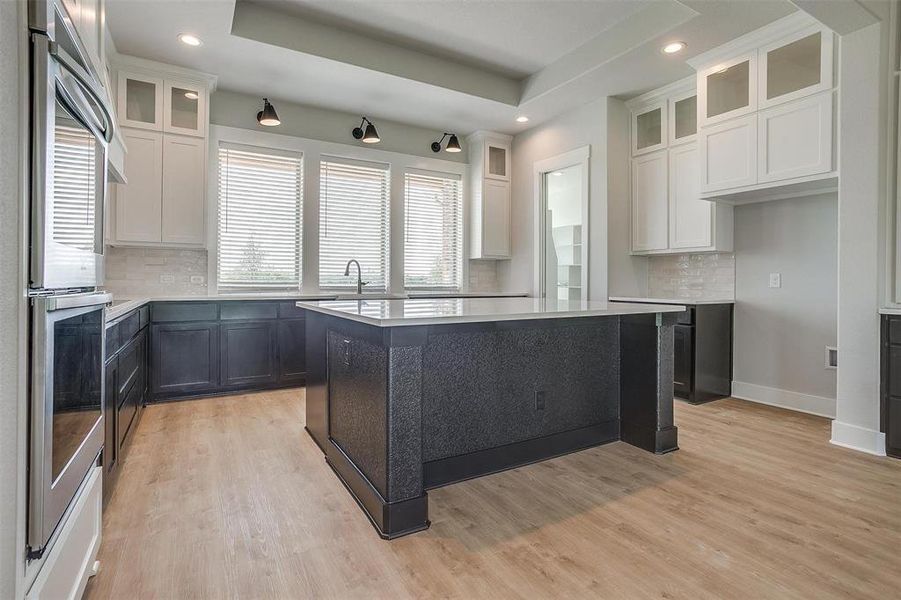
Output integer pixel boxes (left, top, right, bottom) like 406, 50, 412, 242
297, 297, 686, 327
609, 296, 735, 306
104, 292, 530, 321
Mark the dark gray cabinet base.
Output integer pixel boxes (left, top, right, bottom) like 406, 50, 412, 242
149, 301, 307, 402
879, 315, 901, 458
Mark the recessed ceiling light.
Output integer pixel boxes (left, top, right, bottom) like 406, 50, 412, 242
661, 41, 686, 54
516, 116, 529, 123
178, 33, 203, 47
184, 91, 199, 100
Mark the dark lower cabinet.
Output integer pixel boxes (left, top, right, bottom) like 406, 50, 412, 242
880, 316, 901, 458
220, 321, 278, 387
151, 321, 220, 398
102, 307, 149, 506
148, 301, 307, 402
278, 318, 306, 385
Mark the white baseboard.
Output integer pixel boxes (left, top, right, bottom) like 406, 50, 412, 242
830, 420, 887, 456
731, 381, 836, 418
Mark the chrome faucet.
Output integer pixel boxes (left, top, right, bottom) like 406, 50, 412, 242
343, 259, 367, 295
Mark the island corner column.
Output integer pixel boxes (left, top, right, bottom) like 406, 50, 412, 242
619, 311, 679, 454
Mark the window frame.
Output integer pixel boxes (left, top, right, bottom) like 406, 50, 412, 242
403, 168, 464, 292
215, 141, 304, 292
208, 125, 469, 296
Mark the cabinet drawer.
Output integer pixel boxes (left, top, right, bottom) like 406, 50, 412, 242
117, 337, 141, 397
105, 322, 121, 359
888, 318, 901, 345
117, 383, 139, 448
139, 305, 150, 329
676, 308, 695, 326
119, 311, 141, 343
220, 302, 278, 321
278, 302, 307, 319
152, 302, 218, 322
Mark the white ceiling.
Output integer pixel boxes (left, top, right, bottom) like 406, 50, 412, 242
254, 0, 655, 78
105, 0, 797, 135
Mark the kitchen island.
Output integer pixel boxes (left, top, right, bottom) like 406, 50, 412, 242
300, 297, 685, 538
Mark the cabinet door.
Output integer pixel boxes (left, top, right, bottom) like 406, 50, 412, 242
631, 150, 668, 252
699, 114, 757, 193
116, 129, 162, 242
278, 318, 306, 384
698, 52, 757, 127
117, 72, 163, 131
668, 91, 697, 146
163, 81, 206, 137
161, 135, 205, 245
673, 324, 693, 399
759, 27, 833, 109
220, 321, 278, 387
758, 92, 833, 184
151, 322, 219, 396
482, 179, 511, 258
632, 101, 667, 155
484, 139, 510, 181
669, 145, 712, 249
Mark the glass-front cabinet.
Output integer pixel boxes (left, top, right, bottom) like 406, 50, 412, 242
631, 101, 667, 155
116, 71, 207, 137
699, 52, 757, 127
759, 26, 833, 109
669, 90, 697, 145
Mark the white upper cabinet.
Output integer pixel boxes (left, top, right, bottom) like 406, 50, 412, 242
689, 12, 837, 204
632, 101, 667, 155
699, 52, 757, 127
116, 70, 209, 137
626, 77, 732, 255
631, 150, 669, 252
759, 26, 833, 109
109, 57, 216, 248
468, 131, 512, 259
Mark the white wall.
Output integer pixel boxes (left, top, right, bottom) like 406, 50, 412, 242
732, 194, 838, 416
210, 89, 467, 164
0, 1, 24, 598
832, 15, 890, 454
503, 96, 648, 299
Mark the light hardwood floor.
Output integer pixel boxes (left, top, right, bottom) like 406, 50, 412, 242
84, 389, 901, 599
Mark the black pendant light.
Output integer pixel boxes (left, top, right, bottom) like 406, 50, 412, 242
353, 117, 380, 143
256, 98, 280, 127
431, 132, 462, 153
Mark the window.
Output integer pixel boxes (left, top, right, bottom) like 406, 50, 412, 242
404, 170, 463, 290
319, 157, 390, 290
217, 144, 302, 289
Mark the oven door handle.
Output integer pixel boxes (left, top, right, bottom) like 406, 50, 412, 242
42, 292, 112, 312
49, 42, 115, 144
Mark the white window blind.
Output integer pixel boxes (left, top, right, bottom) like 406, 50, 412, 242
218, 144, 302, 289
404, 170, 463, 290
53, 124, 97, 251
319, 157, 390, 290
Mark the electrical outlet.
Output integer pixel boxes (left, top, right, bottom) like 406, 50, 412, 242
768, 273, 782, 288
190, 275, 204, 284
159, 274, 175, 284
535, 390, 546, 411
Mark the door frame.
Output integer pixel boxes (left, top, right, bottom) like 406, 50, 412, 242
532, 145, 590, 300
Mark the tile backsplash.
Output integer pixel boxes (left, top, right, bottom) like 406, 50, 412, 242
647, 253, 735, 299
104, 247, 209, 298
468, 260, 499, 293
105, 247, 499, 298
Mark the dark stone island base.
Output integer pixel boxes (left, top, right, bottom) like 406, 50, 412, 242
305, 311, 679, 539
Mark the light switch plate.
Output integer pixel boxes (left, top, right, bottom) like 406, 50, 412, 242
768, 273, 782, 288
190, 275, 204, 284
159, 274, 175, 284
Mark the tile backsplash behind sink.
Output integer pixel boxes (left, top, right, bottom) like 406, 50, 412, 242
104, 247, 501, 298
647, 253, 735, 299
